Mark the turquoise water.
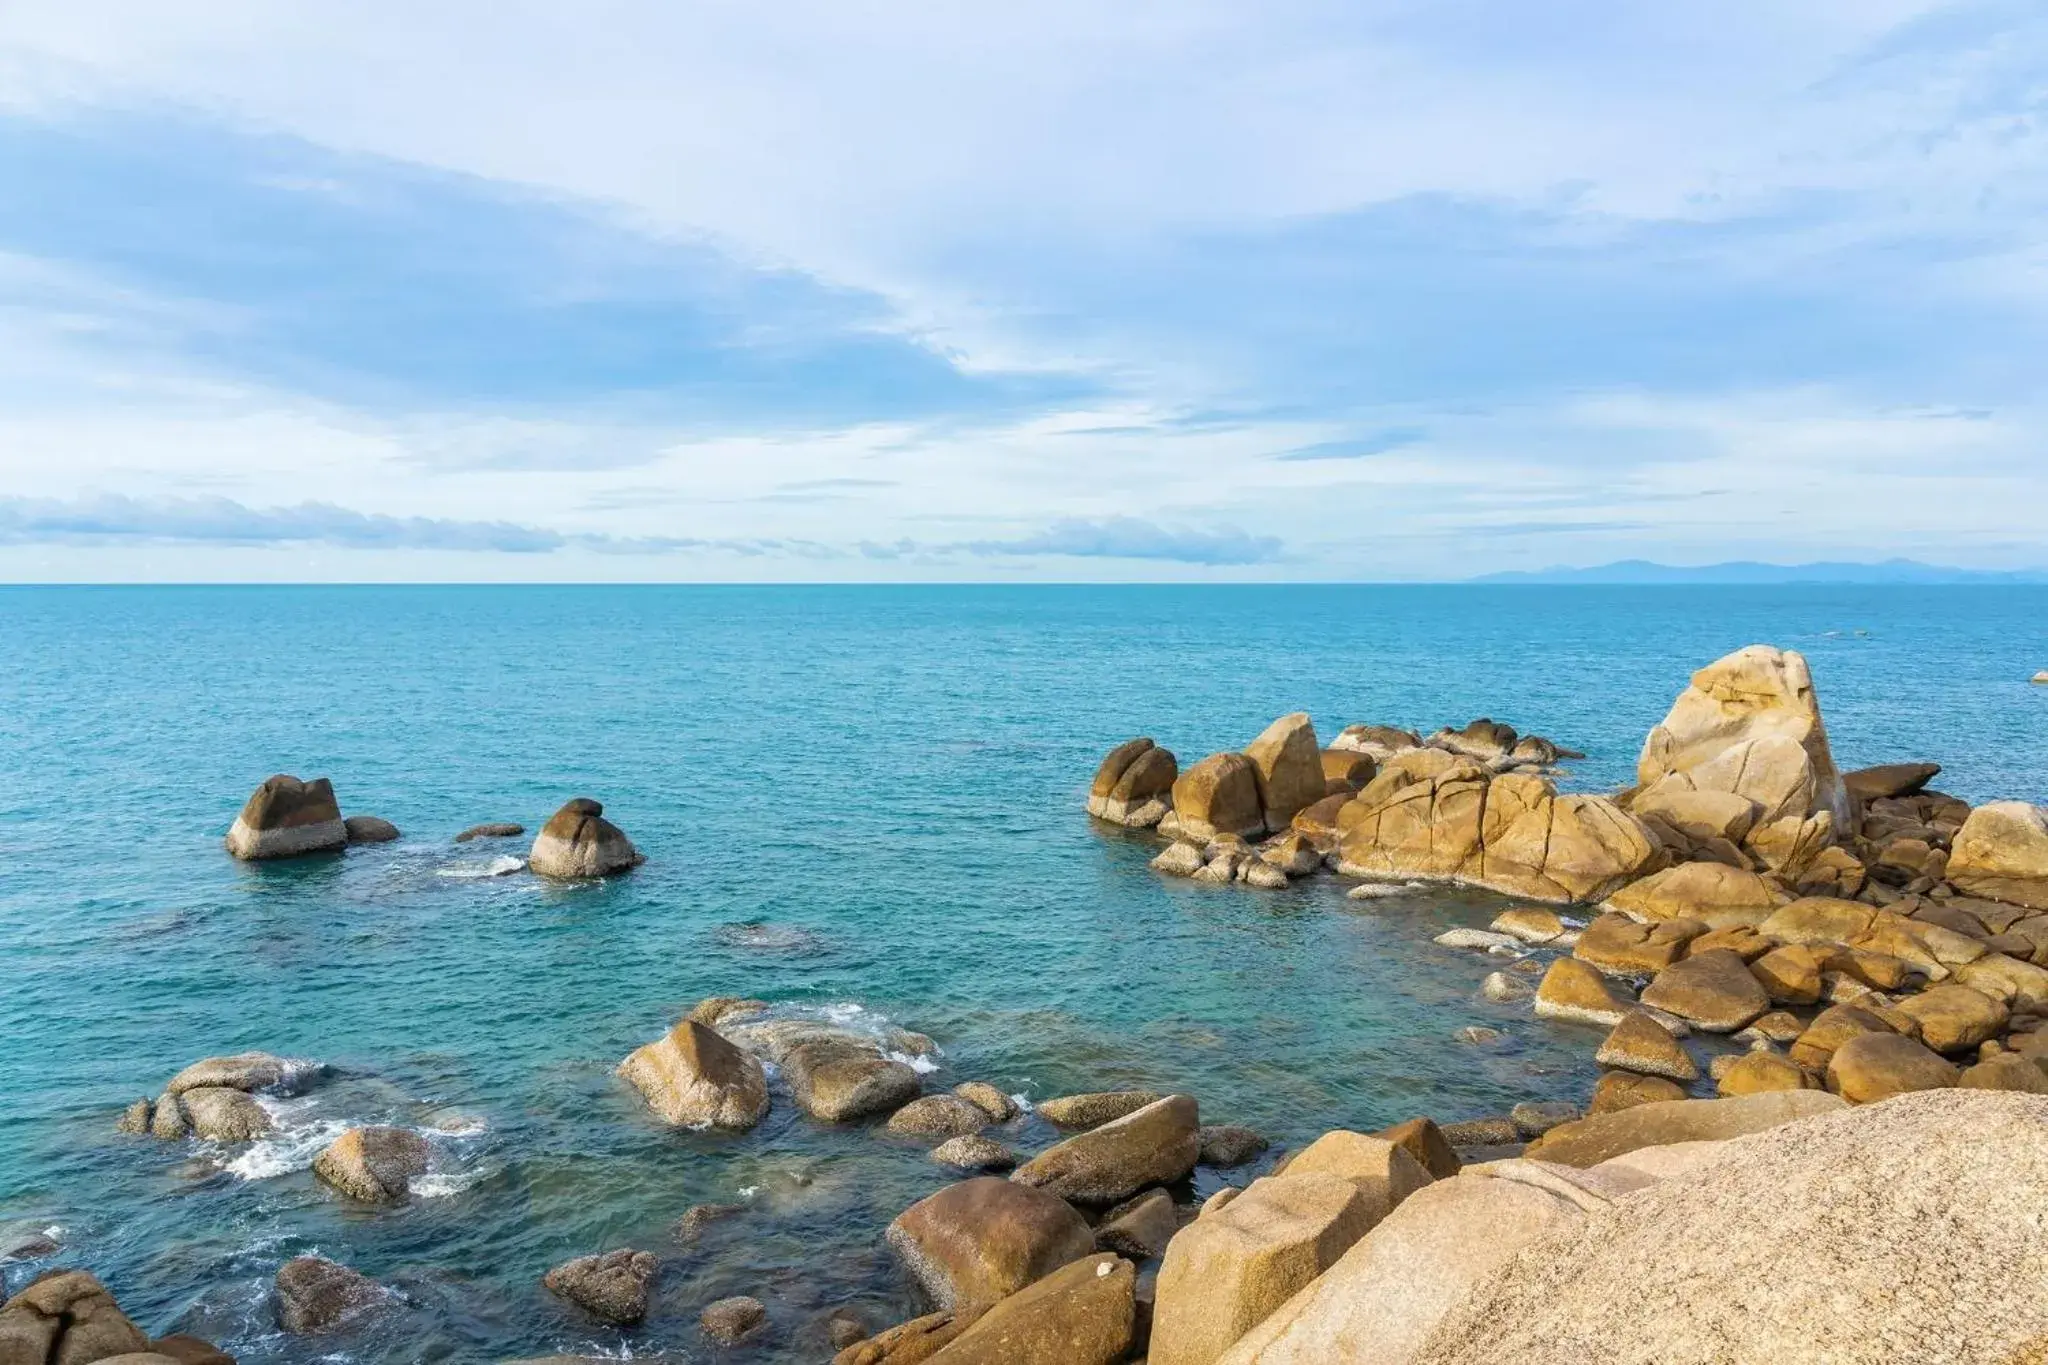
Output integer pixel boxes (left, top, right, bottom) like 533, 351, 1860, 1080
2, 585, 2044, 1362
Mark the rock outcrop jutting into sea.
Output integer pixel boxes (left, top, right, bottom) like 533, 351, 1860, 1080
527, 796, 644, 878
224, 774, 348, 860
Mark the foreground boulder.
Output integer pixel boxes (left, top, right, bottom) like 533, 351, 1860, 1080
1414, 1092, 2048, 1365
0, 1270, 153, 1361
1088, 738, 1179, 827
528, 798, 643, 879
617, 1018, 770, 1131
313, 1125, 431, 1203
274, 1254, 385, 1334
1012, 1094, 1200, 1205
924, 1253, 1135, 1365
544, 1249, 658, 1325
1151, 1173, 1379, 1365
887, 1177, 1095, 1308
1173, 754, 1267, 842
1523, 1091, 1844, 1166
225, 774, 347, 859
1948, 802, 2048, 910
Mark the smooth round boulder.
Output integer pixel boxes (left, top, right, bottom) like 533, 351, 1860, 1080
1638, 949, 1768, 1033
617, 1019, 769, 1131
1093, 1188, 1178, 1259
1011, 1095, 1201, 1206
165, 1051, 305, 1095
886, 1095, 991, 1140
1825, 1032, 1960, 1104
1036, 1090, 1165, 1130
1533, 957, 1632, 1028
176, 1086, 273, 1141
886, 1177, 1096, 1309
528, 798, 643, 879
783, 1039, 922, 1122
953, 1081, 1017, 1123
273, 1255, 384, 1334
313, 1125, 431, 1203
1590, 1071, 1688, 1114
921, 1253, 1135, 1365
1894, 984, 2008, 1054
1715, 1050, 1818, 1097
544, 1249, 658, 1325
343, 815, 400, 844
226, 774, 347, 860
932, 1135, 1019, 1172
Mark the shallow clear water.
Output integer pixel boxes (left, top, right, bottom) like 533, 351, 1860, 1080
1, 584, 2043, 1361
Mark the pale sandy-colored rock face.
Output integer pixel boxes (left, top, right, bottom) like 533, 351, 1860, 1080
1948, 802, 2048, 910
1172, 753, 1267, 842
1415, 1092, 2048, 1365
1086, 738, 1178, 827
617, 1019, 769, 1131
886, 1177, 1095, 1310
1606, 860, 1786, 927
529, 798, 643, 879
1243, 713, 1325, 832
1523, 1091, 1845, 1167
923, 1252, 1135, 1365
225, 774, 347, 860
1637, 646, 1846, 828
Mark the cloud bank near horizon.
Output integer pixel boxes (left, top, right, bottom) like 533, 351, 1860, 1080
0, 1, 2045, 581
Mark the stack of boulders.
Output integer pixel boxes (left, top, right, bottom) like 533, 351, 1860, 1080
0, 1269, 235, 1363
116, 1051, 317, 1143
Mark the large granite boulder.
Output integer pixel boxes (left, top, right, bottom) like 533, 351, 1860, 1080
1636, 645, 1847, 827
1414, 1092, 2048, 1365
923, 1253, 1136, 1365
886, 1177, 1095, 1309
225, 774, 347, 859
313, 1125, 431, 1203
1843, 762, 1942, 804
834, 1307, 984, 1365
1948, 802, 2048, 910
1151, 1173, 1377, 1365
617, 1019, 770, 1131
1037, 1090, 1165, 1130
1011, 1094, 1200, 1205
1531, 957, 1633, 1027
1272, 1132, 1433, 1223
1605, 861, 1785, 928
1825, 1032, 1959, 1104
169, 1086, 274, 1141
274, 1255, 386, 1334
1522, 1091, 1845, 1166
1594, 1011, 1697, 1082
164, 1051, 306, 1094
886, 1095, 992, 1140
1895, 984, 2008, 1054
1244, 713, 1325, 832
528, 798, 643, 879
785, 1039, 922, 1122
544, 1249, 658, 1325
1637, 949, 1769, 1033
1173, 753, 1267, 842
1087, 738, 1178, 827
0, 1270, 153, 1362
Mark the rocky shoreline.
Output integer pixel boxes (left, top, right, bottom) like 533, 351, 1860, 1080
11, 641, 2048, 1363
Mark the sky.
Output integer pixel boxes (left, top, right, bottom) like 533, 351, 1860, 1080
0, 0, 2044, 582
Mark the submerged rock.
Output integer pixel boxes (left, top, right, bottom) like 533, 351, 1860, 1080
175, 1086, 274, 1141
544, 1249, 659, 1325
454, 821, 524, 842
887, 1177, 1095, 1309
617, 1018, 770, 1131
701, 1295, 767, 1345
225, 774, 347, 860
343, 814, 400, 843
313, 1125, 431, 1203
528, 797, 643, 879
274, 1255, 385, 1334
1198, 1124, 1270, 1167
1011, 1095, 1200, 1206
675, 1202, 745, 1241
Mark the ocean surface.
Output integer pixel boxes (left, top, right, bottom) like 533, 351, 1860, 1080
2, 584, 2044, 1362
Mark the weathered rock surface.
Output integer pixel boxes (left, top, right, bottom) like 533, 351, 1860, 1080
528, 797, 643, 879
1638, 949, 1768, 1033
1948, 801, 2048, 909
1199, 1124, 1270, 1167
274, 1255, 385, 1334
1011, 1095, 1200, 1205
700, 1296, 767, 1345
1151, 1173, 1375, 1365
1531, 957, 1632, 1027
1590, 1071, 1687, 1113
1172, 753, 1267, 842
313, 1125, 431, 1203
932, 1135, 1018, 1171
343, 815, 399, 845
1523, 1091, 1845, 1166
784, 1041, 922, 1123
1594, 1011, 1697, 1082
1088, 738, 1178, 827
952, 1081, 1016, 1123
923, 1253, 1135, 1365
1330, 725, 1422, 760
1414, 1092, 2048, 1365
454, 821, 524, 841
1895, 983, 2008, 1053
617, 1018, 770, 1131
1843, 762, 1941, 803
833, 1307, 985, 1365
1275, 1132, 1433, 1223
1636, 644, 1846, 827
1374, 1118, 1461, 1179
1037, 1090, 1165, 1130
886, 1095, 991, 1140
1243, 714, 1325, 832
1605, 861, 1784, 927
174, 1086, 273, 1141
1093, 1188, 1178, 1259
1574, 913, 1701, 976
226, 774, 347, 860
544, 1249, 658, 1325
886, 1177, 1095, 1309
1825, 1031, 1960, 1103
0, 1270, 154, 1362
1715, 1050, 1818, 1096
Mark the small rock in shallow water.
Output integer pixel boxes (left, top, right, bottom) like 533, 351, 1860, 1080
1150, 842, 1206, 877
1509, 1100, 1581, 1139
1037, 1091, 1165, 1130
343, 814, 400, 843
544, 1249, 658, 1325
1455, 1025, 1505, 1045
528, 797, 643, 879
116, 1098, 153, 1134
454, 821, 524, 842
825, 1307, 870, 1348
931, 1135, 1018, 1171
701, 1295, 767, 1344
953, 1080, 1018, 1123
617, 1018, 770, 1132
1438, 1117, 1519, 1147
1435, 928, 1522, 953
313, 1126, 431, 1203
1348, 882, 1405, 900
1242, 860, 1291, 889
1197, 1124, 1269, 1167
675, 1202, 745, 1241
1481, 971, 1534, 1003
274, 1254, 385, 1334
884, 1094, 989, 1140
714, 921, 825, 954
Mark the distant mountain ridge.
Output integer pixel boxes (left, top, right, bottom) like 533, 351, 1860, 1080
1471, 558, 2048, 585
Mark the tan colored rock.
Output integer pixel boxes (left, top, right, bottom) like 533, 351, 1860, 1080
1490, 906, 1568, 944
932, 1135, 1019, 1172
176, 1086, 273, 1141
1373, 1117, 1461, 1179
528, 797, 642, 879
0, 1270, 153, 1362
1739, 1009, 1805, 1045
1895, 984, 2009, 1054
1787, 1002, 1897, 1071
1151, 1173, 1375, 1365
924, 1253, 1134, 1365
274, 1254, 385, 1334
1273, 1132, 1433, 1223
886, 1177, 1095, 1309
1637, 645, 1845, 825
1959, 1053, 2048, 1093
1605, 860, 1785, 928
1152, 841, 1206, 877
1631, 787, 1760, 846
1749, 944, 1830, 1005
1259, 831, 1322, 877
886, 1095, 992, 1140
1826, 1032, 1959, 1103
1173, 753, 1267, 842
543, 1249, 657, 1326
1244, 713, 1325, 832
617, 1019, 769, 1131
1843, 762, 1941, 803
1638, 949, 1768, 1033
834, 1307, 984, 1365
1575, 913, 1703, 976
1594, 1011, 1697, 1082
1289, 792, 1353, 847
1685, 923, 1772, 962
1714, 1051, 1817, 1097
1487, 792, 1661, 903
1011, 1094, 1200, 1205
1088, 738, 1179, 826
953, 1081, 1017, 1123
1954, 952, 2048, 1009
1037, 1090, 1165, 1129
312, 1125, 429, 1203
343, 814, 399, 843
1948, 802, 2048, 909
1320, 749, 1378, 789
1759, 895, 1875, 946
777, 1037, 921, 1122
1094, 1188, 1178, 1259
1589, 1071, 1687, 1114
1523, 1091, 1845, 1166
225, 774, 347, 859
1330, 724, 1422, 759
1533, 957, 1633, 1027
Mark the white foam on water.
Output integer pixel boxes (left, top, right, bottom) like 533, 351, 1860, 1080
1009, 1093, 1035, 1114
226, 1105, 353, 1181
888, 1051, 941, 1075
437, 855, 526, 880
736, 1185, 759, 1198
411, 1168, 485, 1199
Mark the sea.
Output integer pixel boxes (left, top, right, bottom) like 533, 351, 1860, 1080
2, 584, 2044, 1362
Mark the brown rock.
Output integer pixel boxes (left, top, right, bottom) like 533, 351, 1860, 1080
952, 1081, 1017, 1123
274, 1255, 385, 1334
1490, 906, 1569, 945
1959, 1054, 2048, 1094
1787, 1002, 1897, 1071
342, 814, 399, 844
1523, 1091, 1845, 1166
1036, 1090, 1165, 1130
1172, 753, 1266, 842
544, 1249, 658, 1325
932, 1135, 1018, 1172
783, 1040, 921, 1122
225, 774, 347, 859
1373, 1117, 1461, 1179
1606, 861, 1786, 928
1687, 924, 1772, 962
1825, 1032, 1960, 1103
1843, 763, 1942, 803
833, 1308, 985, 1365
887, 1177, 1094, 1308
528, 797, 642, 879
617, 1018, 770, 1131
1896, 984, 2009, 1053
1638, 949, 1769, 1033
1012, 1095, 1200, 1205
1590, 1071, 1687, 1114
1320, 749, 1377, 789
312, 1126, 430, 1203
1088, 738, 1179, 826
454, 821, 523, 841
1749, 944, 1830, 1005
924, 1254, 1135, 1365
0, 1270, 152, 1362
1288, 793, 1352, 847
1631, 787, 1760, 846
1532, 957, 1633, 1028
1636, 645, 1845, 826
1575, 913, 1703, 976
886, 1095, 991, 1140
1715, 1051, 1818, 1097
700, 1296, 767, 1345
1243, 713, 1325, 832
1198, 1125, 1270, 1168
1594, 1011, 1698, 1082
1093, 1189, 1178, 1259
1948, 802, 2048, 909
1271, 1131, 1433, 1224
176, 1086, 273, 1141
1150, 1174, 1376, 1365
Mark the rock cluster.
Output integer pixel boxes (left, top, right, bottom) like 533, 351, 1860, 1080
117, 1050, 315, 1143
0, 1269, 233, 1363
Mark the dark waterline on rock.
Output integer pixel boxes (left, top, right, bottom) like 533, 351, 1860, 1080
2, 584, 2044, 1360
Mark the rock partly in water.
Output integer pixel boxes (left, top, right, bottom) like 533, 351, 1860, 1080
833, 1307, 985, 1365
953, 1081, 1018, 1123
1093, 1188, 1179, 1260
784, 1040, 922, 1123
313, 1126, 431, 1204
1637, 948, 1769, 1033
274, 1255, 386, 1334
1532, 957, 1633, 1028
700, 1296, 768, 1345
1172, 752, 1268, 843
528, 797, 644, 879
1199, 1124, 1270, 1168
1088, 738, 1179, 828
1011, 1095, 1200, 1206
454, 821, 524, 842
886, 1095, 991, 1140
1593, 1011, 1698, 1082
0, 1270, 154, 1362
343, 814, 400, 844
1036, 1090, 1165, 1130
675, 1202, 745, 1242
544, 1249, 659, 1326
932, 1135, 1019, 1172
1243, 713, 1325, 833
617, 1018, 770, 1131
886, 1177, 1095, 1309
174, 1086, 274, 1141
225, 774, 347, 860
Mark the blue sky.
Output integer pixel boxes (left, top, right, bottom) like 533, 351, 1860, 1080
0, 0, 2043, 580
